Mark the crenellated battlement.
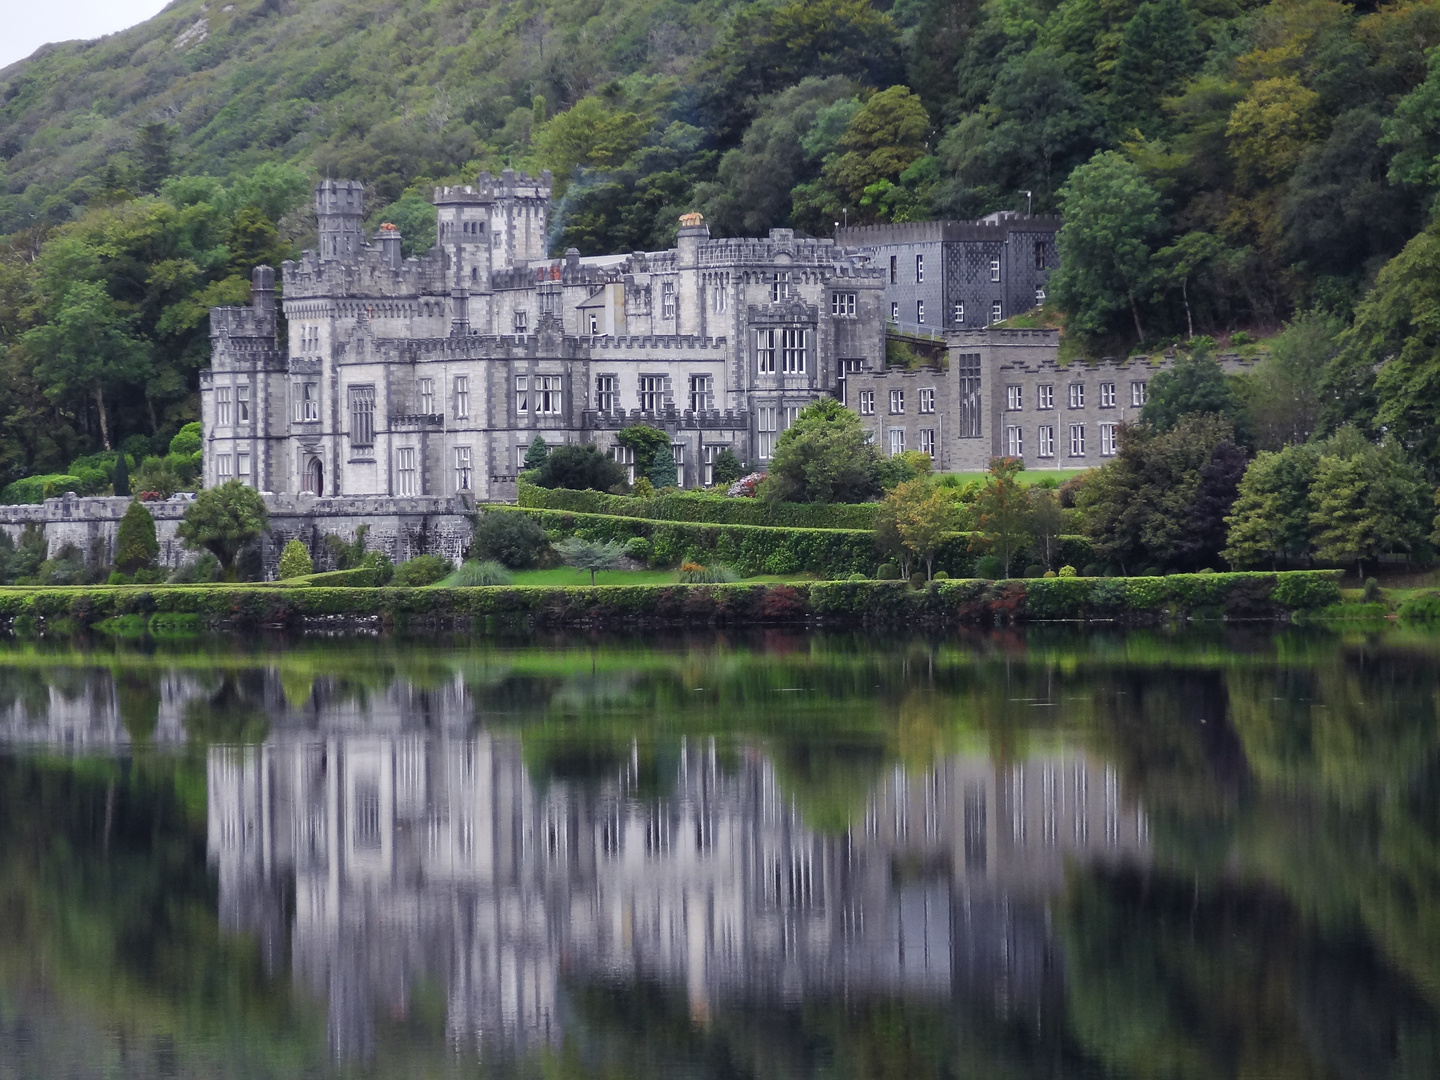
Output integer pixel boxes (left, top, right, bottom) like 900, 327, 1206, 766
282, 246, 447, 300
434, 168, 553, 204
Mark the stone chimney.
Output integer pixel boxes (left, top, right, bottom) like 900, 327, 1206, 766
377, 222, 402, 269
250, 265, 276, 335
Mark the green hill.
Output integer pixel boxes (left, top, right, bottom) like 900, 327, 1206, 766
4, 0, 1440, 491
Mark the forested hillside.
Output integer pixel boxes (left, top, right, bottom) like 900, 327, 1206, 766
4, 0, 1440, 495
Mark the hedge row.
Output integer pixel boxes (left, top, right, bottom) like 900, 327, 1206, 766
0, 571, 1341, 631
494, 505, 974, 577
517, 481, 882, 530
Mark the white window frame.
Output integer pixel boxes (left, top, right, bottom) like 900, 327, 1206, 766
588, 312, 599, 334
888, 427, 905, 456
515, 375, 528, 414
611, 444, 635, 482
916, 300, 926, 324
1069, 423, 1086, 458
1037, 384, 1054, 410
780, 328, 807, 374
859, 390, 875, 416
714, 285, 727, 313
769, 272, 790, 302
1038, 425, 1055, 458
919, 387, 935, 414
216, 453, 233, 480
661, 282, 676, 319
757, 329, 777, 374
1100, 422, 1118, 457
216, 387, 232, 426
990, 300, 1003, 323
1006, 385, 1023, 411
1068, 383, 1085, 409
989, 257, 1001, 283
419, 377, 434, 415
1099, 382, 1116, 408
953, 301, 964, 325
1005, 425, 1023, 457
236, 452, 251, 477
689, 374, 711, 413
831, 292, 857, 317
671, 443, 685, 488
514, 309, 529, 334
638, 375, 663, 412
915, 254, 924, 283
890, 301, 899, 322
236, 384, 250, 422
918, 428, 936, 460
297, 382, 319, 422
1035, 285, 1046, 305
397, 447, 418, 495
1131, 381, 1147, 407
757, 405, 779, 460
889, 389, 905, 415
454, 446, 473, 490
596, 374, 616, 412
534, 375, 561, 415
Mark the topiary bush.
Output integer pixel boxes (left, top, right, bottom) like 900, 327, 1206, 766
391, 555, 452, 587
1023, 564, 1045, 578
278, 539, 314, 579
624, 536, 651, 562
877, 563, 900, 580
114, 499, 159, 574
974, 555, 1003, 580
1058, 565, 1078, 577
472, 510, 548, 568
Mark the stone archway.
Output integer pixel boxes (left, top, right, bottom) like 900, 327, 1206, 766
304, 457, 324, 496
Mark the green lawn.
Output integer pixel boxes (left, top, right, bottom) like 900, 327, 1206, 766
936, 468, 1092, 488
503, 568, 820, 586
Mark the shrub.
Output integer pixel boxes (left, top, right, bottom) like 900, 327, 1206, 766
1044, 570, 1057, 578
108, 570, 130, 585
1361, 577, 1382, 603
178, 480, 269, 580
847, 572, 866, 582
932, 571, 949, 581
444, 560, 514, 586
679, 562, 739, 583
1271, 570, 1341, 611
1058, 565, 1078, 578
1081, 563, 1103, 577
362, 550, 394, 586
1023, 564, 1045, 578
711, 447, 743, 486
39, 543, 88, 585
632, 476, 656, 497
553, 537, 627, 584
169, 422, 202, 456
764, 549, 800, 575
323, 524, 371, 570
877, 563, 900, 580
392, 555, 452, 586
532, 444, 628, 491
278, 539, 314, 579
624, 536, 651, 562
2, 474, 82, 504
909, 572, 926, 588
472, 510, 548, 568
114, 500, 159, 574
974, 555, 1003, 579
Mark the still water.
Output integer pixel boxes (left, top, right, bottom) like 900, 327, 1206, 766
0, 626, 1437, 1078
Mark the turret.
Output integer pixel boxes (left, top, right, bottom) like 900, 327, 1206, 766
315, 179, 366, 262
377, 222, 403, 270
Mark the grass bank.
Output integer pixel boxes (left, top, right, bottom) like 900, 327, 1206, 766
0, 571, 1341, 636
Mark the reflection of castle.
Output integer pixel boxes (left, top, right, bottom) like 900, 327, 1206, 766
209, 728, 1149, 1060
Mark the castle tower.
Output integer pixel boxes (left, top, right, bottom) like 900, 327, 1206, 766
316, 180, 366, 262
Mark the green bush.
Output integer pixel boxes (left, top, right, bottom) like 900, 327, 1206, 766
115, 499, 159, 574
278, 539, 314, 579
2, 474, 82, 504
932, 571, 949, 581
1023, 564, 1045, 578
1399, 592, 1440, 621
392, 555, 452, 587
361, 550, 394, 586
974, 555, 1003, 580
472, 510, 548, 568
1058, 565, 1077, 577
877, 563, 900, 580
519, 480, 880, 529
443, 560, 514, 587
531, 444, 627, 492
624, 536, 651, 562
1270, 570, 1342, 611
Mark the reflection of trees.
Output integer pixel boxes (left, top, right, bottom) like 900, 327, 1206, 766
0, 755, 323, 1076
182, 673, 271, 744
1059, 868, 1440, 1080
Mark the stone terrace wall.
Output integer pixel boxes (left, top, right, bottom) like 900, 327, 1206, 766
0, 493, 474, 578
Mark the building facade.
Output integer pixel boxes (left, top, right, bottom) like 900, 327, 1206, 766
835, 214, 1060, 332
203, 175, 887, 499
849, 329, 1258, 472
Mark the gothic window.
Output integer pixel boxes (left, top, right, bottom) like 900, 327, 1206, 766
396, 447, 418, 495
514, 309, 528, 333
957, 352, 982, 438
349, 385, 375, 447
216, 387, 232, 426
453, 375, 470, 419
454, 446, 473, 490
296, 382, 319, 422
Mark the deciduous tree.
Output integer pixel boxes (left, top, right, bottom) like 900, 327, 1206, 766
764, 399, 881, 503
177, 480, 269, 581
971, 457, 1031, 578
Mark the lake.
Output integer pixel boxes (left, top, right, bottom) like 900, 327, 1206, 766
0, 626, 1436, 1078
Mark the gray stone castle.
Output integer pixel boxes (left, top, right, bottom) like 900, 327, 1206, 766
203, 173, 890, 499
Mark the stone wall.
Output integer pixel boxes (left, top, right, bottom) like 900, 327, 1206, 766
0, 492, 474, 578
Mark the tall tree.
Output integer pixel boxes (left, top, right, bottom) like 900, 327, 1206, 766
1309, 429, 1431, 576
764, 399, 881, 504
1223, 443, 1320, 568
820, 85, 931, 218
1050, 151, 1162, 342
1108, 0, 1202, 138
970, 456, 1032, 578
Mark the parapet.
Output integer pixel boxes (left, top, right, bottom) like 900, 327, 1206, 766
434, 169, 554, 205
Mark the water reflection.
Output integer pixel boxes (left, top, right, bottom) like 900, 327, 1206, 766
2, 629, 1439, 1078
209, 731, 1148, 1059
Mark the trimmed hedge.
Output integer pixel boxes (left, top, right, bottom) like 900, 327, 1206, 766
279, 567, 379, 588
518, 480, 882, 530
2, 473, 83, 504
0, 571, 1343, 632
495, 504, 977, 578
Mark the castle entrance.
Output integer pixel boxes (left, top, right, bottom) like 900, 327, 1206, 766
304, 457, 324, 496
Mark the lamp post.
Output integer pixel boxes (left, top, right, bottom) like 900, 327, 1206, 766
1021, 189, 1033, 216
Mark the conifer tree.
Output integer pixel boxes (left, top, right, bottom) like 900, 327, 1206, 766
1108, 0, 1202, 138
523, 436, 550, 471
114, 499, 158, 574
